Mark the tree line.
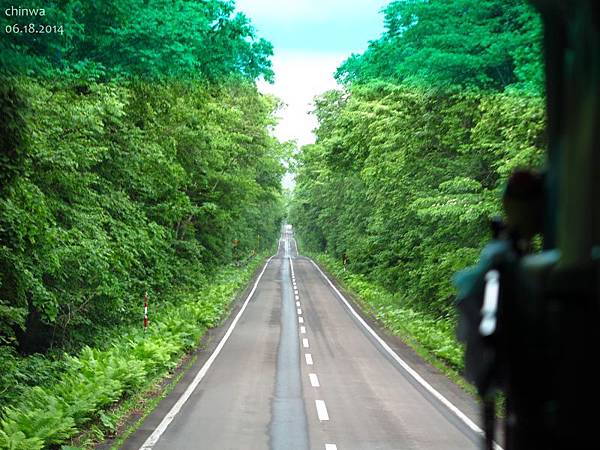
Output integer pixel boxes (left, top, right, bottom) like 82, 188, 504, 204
0, 0, 285, 354
290, 0, 547, 319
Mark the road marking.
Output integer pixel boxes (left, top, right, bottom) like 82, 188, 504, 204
325, 445, 337, 450
298, 316, 304, 324
309, 373, 320, 387
295, 294, 300, 300
139, 257, 274, 450
305, 353, 313, 365
296, 301, 301, 307
300, 326, 306, 334
309, 259, 504, 450
297, 308, 302, 315
294, 289, 299, 295
302, 338, 309, 348
315, 400, 329, 421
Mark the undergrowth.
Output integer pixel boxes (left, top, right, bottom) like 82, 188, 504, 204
0, 256, 265, 450
312, 253, 464, 372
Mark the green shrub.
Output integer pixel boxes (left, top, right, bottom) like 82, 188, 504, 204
0, 257, 264, 449
314, 254, 464, 371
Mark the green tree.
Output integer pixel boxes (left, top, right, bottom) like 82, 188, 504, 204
0, 0, 274, 82
0, 78, 285, 351
290, 83, 546, 317
336, 0, 543, 92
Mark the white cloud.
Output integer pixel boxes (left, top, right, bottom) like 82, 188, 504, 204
258, 51, 346, 147
234, 1, 389, 189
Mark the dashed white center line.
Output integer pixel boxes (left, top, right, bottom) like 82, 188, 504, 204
288, 248, 337, 448
315, 400, 329, 421
309, 373, 320, 387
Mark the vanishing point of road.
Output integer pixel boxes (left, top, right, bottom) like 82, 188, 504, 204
123, 230, 491, 450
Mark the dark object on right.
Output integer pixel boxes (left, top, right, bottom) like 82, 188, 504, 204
455, 1, 599, 449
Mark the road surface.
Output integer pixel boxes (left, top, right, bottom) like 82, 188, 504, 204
124, 231, 488, 450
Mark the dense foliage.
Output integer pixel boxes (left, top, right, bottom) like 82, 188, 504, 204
290, 0, 546, 321
0, 259, 265, 449
291, 84, 545, 317
0, 78, 285, 353
0, 0, 285, 353
336, 0, 544, 93
0, 0, 273, 81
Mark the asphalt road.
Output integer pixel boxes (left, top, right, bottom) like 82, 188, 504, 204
125, 232, 487, 450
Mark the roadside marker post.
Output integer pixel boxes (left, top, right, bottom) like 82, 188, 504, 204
144, 292, 149, 335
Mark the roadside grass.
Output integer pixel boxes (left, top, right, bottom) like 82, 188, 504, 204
96, 349, 198, 450
309, 253, 476, 395
0, 255, 266, 450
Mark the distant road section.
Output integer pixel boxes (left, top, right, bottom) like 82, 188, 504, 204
126, 230, 486, 450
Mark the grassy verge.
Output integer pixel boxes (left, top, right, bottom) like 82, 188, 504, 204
309, 253, 475, 394
102, 356, 197, 450
0, 255, 267, 450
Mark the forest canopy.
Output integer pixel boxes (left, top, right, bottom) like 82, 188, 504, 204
0, 0, 274, 81
336, 0, 544, 93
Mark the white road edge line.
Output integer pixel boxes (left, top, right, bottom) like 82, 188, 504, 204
305, 353, 313, 365
139, 257, 274, 450
315, 400, 329, 421
309, 258, 503, 450
297, 308, 303, 315
309, 373, 320, 387
302, 338, 309, 348
325, 445, 337, 450
298, 316, 304, 324
300, 326, 306, 334
296, 301, 301, 307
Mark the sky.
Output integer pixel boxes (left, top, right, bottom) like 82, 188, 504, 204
234, 0, 389, 186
